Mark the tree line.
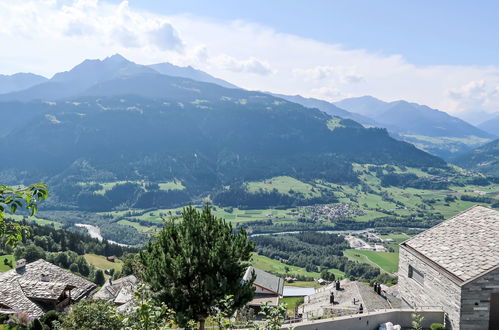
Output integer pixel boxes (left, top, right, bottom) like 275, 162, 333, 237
251, 232, 390, 283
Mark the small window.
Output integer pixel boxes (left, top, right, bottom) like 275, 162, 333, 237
408, 265, 424, 285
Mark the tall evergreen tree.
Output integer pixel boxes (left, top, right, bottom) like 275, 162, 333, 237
140, 205, 255, 329
94, 269, 105, 286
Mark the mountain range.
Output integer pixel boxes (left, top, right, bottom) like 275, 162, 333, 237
0, 55, 446, 210
2, 55, 493, 161
478, 116, 499, 136
270, 94, 494, 160
454, 138, 499, 176
334, 96, 495, 159
0, 73, 47, 94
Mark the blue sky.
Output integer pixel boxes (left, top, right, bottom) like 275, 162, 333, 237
118, 0, 499, 66
1, 0, 499, 118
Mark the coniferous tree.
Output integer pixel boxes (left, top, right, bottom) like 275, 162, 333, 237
140, 205, 255, 329
94, 269, 105, 286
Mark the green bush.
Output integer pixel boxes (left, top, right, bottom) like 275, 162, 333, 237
430, 323, 445, 330
61, 300, 122, 330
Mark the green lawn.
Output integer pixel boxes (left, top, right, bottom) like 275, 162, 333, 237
251, 253, 344, 278
84, 254, 123, 272
344, 249, 399, 273
281, 296, 304, 314
0, 255, 15, 272
246, 176, 321, 198
285, 281, 321, 288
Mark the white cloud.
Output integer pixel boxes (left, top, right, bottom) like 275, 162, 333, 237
309, 86, 347, 100
148, 23, 184, 51
1, 0, 499, 116
448, 80, 499, 114
293, 65, 364, 84
210, 55, 272, 75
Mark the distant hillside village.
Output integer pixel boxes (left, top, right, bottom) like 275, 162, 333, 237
0, 205, 497, 329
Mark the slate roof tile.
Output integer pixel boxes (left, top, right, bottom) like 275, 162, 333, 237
405, 206, 499, 282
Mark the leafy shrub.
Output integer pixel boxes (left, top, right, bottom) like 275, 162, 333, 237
430, 323, 445, 330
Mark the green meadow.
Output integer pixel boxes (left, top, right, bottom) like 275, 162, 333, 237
344, 249, 399, 273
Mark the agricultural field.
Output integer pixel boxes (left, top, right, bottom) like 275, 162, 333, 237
84, 254, 123, 272
344, 249, 399, 273
78, 179, 185, 195
251, 253, 320, 278
285, 281, 322, 288
246, 176, 321, 199
6, 213, 62, 229
24, 163, 498, 278
251, 253, 345, 279
0, 255, 15, 272
106, 206, 300, 229
379, 233, 411, 252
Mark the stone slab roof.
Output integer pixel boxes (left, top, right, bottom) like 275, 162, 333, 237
0, 277, 44, 318
19, 280, 70, 301
93, 275, 137, 305
0, 259, 96, 318
20, 259, 96, 300
244, 266, 284, 296
403, 206, 499, 283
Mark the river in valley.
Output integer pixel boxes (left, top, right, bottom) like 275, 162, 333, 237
74, 223, 130, 247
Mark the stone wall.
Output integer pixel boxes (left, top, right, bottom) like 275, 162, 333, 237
461, 266, 499, 330
283, 309, 444, 330
398, 245, 461, 329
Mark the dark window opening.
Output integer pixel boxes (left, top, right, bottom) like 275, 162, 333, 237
408, 265, 424, 285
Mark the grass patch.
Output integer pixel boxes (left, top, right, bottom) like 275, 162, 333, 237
84, 254, 123, 272
7, 214, 62, 229
251, 253, 319, 277
281, 296, 304, 314
327, 117, 345, 131
379, 233, 411, 252
251, 253, 344, 278
157, 180, 185, 191
118, 219, 157, 234
344, 249, 399, 273
246, 176, 321, 198
79, 180, 185, 195
285, 281, 321, 288
0, 255, 15, 272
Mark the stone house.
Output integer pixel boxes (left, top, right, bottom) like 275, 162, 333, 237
0, 259, 96, 319
399, 206, 499, 330
93, 275, 137, 311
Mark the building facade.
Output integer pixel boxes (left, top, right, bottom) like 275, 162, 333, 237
399, 206, 499, 330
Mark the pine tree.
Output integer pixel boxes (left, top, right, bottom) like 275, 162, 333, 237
94, 269, 105, 286
140, 205, 255, 329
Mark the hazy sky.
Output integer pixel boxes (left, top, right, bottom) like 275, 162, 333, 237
1, 0, 499, 117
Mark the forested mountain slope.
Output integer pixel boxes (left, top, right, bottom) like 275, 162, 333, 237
454, 138, 499, 176
0, 60, 445, 211
334, 96, 494, 159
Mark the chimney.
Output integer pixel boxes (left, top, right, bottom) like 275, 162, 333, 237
16, 259, 26, 271
41, 273, 51, 282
